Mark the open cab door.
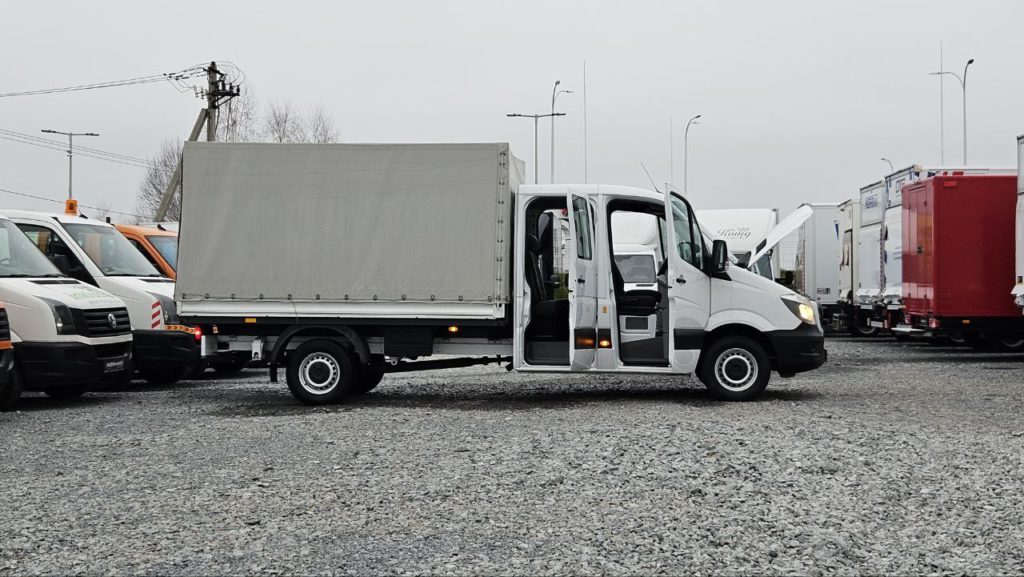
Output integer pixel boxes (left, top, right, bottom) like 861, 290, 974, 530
663, 189, 711, 373
567, 192, 599, 370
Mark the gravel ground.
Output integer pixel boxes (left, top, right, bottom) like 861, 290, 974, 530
2, 337, 1024, 576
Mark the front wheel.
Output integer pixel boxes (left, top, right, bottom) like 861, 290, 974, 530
0, 368, 23, 410
286, 340, 357, 405
698, 336, 770, 401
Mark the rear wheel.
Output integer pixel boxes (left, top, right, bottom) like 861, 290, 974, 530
853, 316, 879, 337
698, 336, 770, 401
211, 358, 248, 375
286, 340, 356, 405
142, 365, 188, 385
991, 337, 1024, 352
0, 368, 23, 410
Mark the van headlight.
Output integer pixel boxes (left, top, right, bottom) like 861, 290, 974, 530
39, 297, 78, 335
781, 294, 816, 325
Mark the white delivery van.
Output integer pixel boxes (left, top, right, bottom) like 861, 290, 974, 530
1013, 135, 1024, 311
176, 142, 826, 404
697, 209, 779, 280
3, 210, 195, 384
0, 215, 132, 402
835, 199, 861, 334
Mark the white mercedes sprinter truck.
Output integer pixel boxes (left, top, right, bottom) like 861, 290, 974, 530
0, 215, 131, 403
176, 143, 826, 404
2, 210, 194, 384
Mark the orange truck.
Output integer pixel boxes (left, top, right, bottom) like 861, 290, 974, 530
115, 224, 178, 279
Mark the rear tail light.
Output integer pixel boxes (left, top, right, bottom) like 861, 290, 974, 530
194, 325, 203, 342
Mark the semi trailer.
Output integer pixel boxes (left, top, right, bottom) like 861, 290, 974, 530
834, 199, 861, 334
856, 180, 885, 336
176, 142, 826, 405
900, 174, 1024, 348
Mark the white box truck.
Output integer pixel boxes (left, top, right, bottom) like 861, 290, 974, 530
835, 198, 862, 334
3, 209, 196, 384
1013, 136, 1024, 311
856, 180, 885, 336
177, 142, 826, 404
0, 215, 132, 403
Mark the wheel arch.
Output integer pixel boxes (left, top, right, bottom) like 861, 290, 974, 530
269, 324, 369, 382
697, 323, 777, 374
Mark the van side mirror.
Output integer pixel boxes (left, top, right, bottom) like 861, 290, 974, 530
711, 239, 729, 274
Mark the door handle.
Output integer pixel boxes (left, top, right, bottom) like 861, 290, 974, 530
916, 246, 923, 255
675, 275, 686, 284
577, 277, 586, 283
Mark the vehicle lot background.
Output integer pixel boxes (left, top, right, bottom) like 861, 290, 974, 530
2, 338, 1023, 575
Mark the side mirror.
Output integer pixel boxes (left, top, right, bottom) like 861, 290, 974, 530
711, 239, 729, 274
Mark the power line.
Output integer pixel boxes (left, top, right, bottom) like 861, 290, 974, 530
0, 66, 207, 98
0, 186, 146, 219
0, 129, 156, 166
0, 132, 158, 170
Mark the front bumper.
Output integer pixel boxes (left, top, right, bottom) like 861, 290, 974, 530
132, 329, 196, 372
767, 324, 827, 375
14, 341, 131, 390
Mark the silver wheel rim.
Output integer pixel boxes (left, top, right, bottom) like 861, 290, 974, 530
1001, 338, 1024, 349
714, 348, 758, 392
298, 352, 340, 395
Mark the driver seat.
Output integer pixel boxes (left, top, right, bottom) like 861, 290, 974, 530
611, 260, 661, 316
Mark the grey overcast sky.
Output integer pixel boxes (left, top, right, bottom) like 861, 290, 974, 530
2, 0, 1023, 220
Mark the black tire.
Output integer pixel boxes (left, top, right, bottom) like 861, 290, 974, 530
0, 368, 23, 411
948, 332, 967, 346
286, 340, 356, 405
142, 365, 188, 385
991, 337, 1024, 352
353, 364, 386, 394
44, 383, 90, 399
853, 316, 879, 337
211, 358, 248, 375
698, 335, 771, 401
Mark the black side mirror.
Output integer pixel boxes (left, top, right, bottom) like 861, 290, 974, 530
711, 239, 729, 274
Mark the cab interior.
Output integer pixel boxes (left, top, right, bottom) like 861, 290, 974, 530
522, 198, 571, 365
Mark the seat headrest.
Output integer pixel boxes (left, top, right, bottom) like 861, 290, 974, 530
527, 234, 540, 253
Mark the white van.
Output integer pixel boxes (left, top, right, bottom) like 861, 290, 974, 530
0, 215, 132, 402
3, 210, 195, 384
176, 143, 826, 404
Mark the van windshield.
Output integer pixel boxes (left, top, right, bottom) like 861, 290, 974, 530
61, 223, 161, 277
0, 220, 63, 278
147, 235, 178, 271
614, 254, 656, 283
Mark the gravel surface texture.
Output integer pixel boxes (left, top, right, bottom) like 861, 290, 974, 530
2, 337, 1024, 575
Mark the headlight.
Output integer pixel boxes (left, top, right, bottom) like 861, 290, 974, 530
150, 292, 179, 325
781, 294, 816, 325
39, 297, 77, 335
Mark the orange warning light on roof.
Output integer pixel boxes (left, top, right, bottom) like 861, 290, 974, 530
64, 199, 78, 215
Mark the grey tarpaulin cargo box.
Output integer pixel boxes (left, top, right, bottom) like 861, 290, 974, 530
176, 142, 524, 322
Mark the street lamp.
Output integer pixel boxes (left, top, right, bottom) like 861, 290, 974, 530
508, 112, 565, 184
881, 157, 895, 174
684, 114, 701, 196
41, 129, 99, 200
929, 58, 974, 165
550, 80, 573, 184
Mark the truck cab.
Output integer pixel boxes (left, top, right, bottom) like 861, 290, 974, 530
115, 223, 178, 279
2, 210, 194, 384
0, 215, 132, 404
513, 185, 826, 398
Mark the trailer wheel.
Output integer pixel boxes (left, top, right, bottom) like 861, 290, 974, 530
698, 336, 770, 401
853, 320, 878, 337
0, 368, 23, 411
991, 337, 1024, 352
286, 339, 356, 404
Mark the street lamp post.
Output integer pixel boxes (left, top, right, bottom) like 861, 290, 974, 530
929, 58, 974, 165
881, 157, 895, 174
508, 113, 565, 184
41, 129, 99, 199
683, 114, 701, 195
550, 80, 573, 184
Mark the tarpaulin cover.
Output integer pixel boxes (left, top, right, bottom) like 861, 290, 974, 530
176, 142, 522, 305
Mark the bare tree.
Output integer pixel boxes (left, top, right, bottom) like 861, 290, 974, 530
304, 104, 340, 143
135, 140, 183, 222
264, 100, 306, 143
217, 89, 261, 143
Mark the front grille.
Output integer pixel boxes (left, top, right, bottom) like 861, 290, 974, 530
75, 307, 132, 337
0, 308, 9, 342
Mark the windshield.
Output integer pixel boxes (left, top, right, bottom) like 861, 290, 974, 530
614, 254, 656, 283
0, 220, 63, 278
147, 235, 178, 271
61, 223, 160, 277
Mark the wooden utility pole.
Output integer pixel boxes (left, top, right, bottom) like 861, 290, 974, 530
155, 61, 239, 221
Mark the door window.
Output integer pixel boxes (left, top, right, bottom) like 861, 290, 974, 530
127, 237, 162, 270
670, 195, 702, 269
571, 195, 593, 260
17, 224, 94, 283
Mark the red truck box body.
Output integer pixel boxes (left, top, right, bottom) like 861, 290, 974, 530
903, 174, 1018, 320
